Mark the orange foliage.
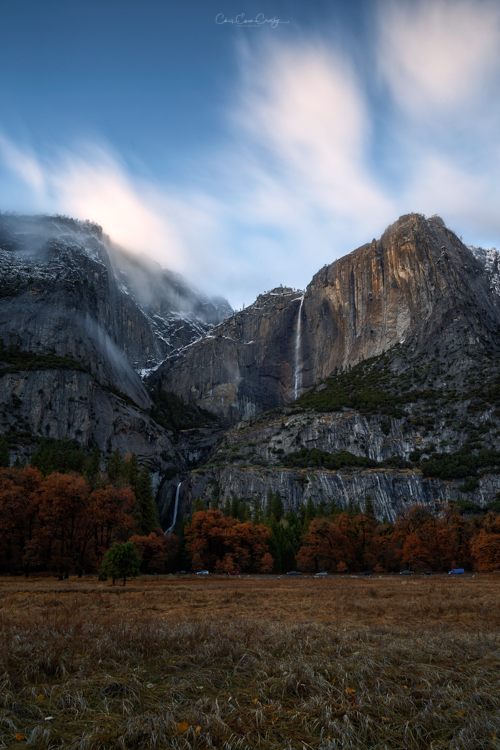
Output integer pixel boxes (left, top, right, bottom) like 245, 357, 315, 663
259, 552, 274, 573
88, 486, 135, 557
130, 530, 180, 573
3, 467, 500, 577
470, 514, 500, 572
296, 516, 355, 573
0, 467, 135, 577
390, 506, 471, 572
184, 510, 273, 573
0, 467, 43, 575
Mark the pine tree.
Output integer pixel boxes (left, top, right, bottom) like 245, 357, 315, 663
365, 495, 375, 518
265, 489, 273, 519
328, 498, 342, 518
106, 449, 123, 484
194, 497, 206, 513
223, 496, 231, 517
124, 453, 139, 492
282, 538, 297, 572
270, 491, 284, 522
0, 435, 9, 468
210, 496, 219, 510
134, 464, 159, 535
305, 497, 316, 525
85, 447, 101, 487
230, 493, 240, 519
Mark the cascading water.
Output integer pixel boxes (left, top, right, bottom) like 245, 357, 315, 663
294, 295, 305, 400
164, 482, 182, 535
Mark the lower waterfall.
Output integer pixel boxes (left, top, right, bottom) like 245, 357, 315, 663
164, 482, 182, 535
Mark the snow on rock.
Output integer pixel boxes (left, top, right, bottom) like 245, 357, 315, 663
468, 245, 500, 296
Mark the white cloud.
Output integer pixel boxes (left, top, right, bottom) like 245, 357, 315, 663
0, 134, 45, 193
2, 7, 500, 307
0, 136, 194, 274
406, 150, 500, 238
378, 0, 500, 115
233, 41, 391, 224
0, 41, 396, 306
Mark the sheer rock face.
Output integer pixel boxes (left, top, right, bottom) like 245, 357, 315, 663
185, 466, 452, 523
180, 405, 500, 523
185, 464, 500, 523
0, 214, 231, 468
155, 214, 500, 421
0, 215, 232, 385
300, 214, 500, 387
0, 369, 175, 472
153, 288, 305, 421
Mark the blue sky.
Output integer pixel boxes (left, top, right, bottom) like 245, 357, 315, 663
1, 0, 500, 307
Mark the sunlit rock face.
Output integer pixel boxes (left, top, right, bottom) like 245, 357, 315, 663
300, 213, 500, 385
154, 213, 500, 420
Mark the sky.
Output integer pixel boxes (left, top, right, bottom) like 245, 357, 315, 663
1, 0, 500, 308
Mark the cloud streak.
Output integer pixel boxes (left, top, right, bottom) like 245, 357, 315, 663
377, 0, 500, 116
1, 0, 500, 306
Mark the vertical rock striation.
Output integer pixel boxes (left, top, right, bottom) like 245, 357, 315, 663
155, 214, 500, 420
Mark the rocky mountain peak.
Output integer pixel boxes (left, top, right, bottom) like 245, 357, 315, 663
155, 212, 500, 421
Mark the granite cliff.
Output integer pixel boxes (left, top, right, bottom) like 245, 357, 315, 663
0, 214, 231, 484
154, 214, 500, 420
3, 211, 500, 527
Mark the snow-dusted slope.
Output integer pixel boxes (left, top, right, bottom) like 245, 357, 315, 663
0, 214, 232, 377
468, 245, 500, 296
107, 244, 232, 371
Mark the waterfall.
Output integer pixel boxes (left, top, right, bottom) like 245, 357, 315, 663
294, 295, 305, 400
164, 482, 182, 535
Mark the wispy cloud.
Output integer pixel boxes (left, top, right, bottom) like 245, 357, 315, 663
377, 0, 500, 116
376, 0, 500, 243
1, 0, 500, 307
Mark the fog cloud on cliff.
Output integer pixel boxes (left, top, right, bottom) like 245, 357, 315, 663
1, 0, 500, 307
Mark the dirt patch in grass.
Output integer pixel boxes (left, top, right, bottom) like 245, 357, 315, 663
0, 575, 499, 749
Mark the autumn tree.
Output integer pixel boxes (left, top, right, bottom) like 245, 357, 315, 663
184, 510, 273, 573
215, 553, 236, 573
88, 485, 135, 562
0, 466, 43, 575
259, 552, 274, 573
297, 516, 355, 573
350, 512, 378, 570
392, 506, 451, 571
471, 513, 500, 572
130, 530, 180, 573
445, 507, 473, 570
26, 473, 92, 578
191, 552, 204, 572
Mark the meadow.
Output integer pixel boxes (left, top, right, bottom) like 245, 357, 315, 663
0, 574, 499, 749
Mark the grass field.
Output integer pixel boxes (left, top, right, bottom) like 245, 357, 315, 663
1, 574, 499, 749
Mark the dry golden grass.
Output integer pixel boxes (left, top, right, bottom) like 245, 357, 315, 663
1, 574, 499, 749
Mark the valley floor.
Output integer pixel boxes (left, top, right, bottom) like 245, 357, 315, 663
1, 575, 499, 749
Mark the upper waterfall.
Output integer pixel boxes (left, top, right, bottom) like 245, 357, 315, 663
294, 295, 305, 400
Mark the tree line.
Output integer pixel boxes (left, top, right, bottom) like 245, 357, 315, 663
1, 455, 500, 576
186, 492, 500, 574
0, 446, 173, 578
